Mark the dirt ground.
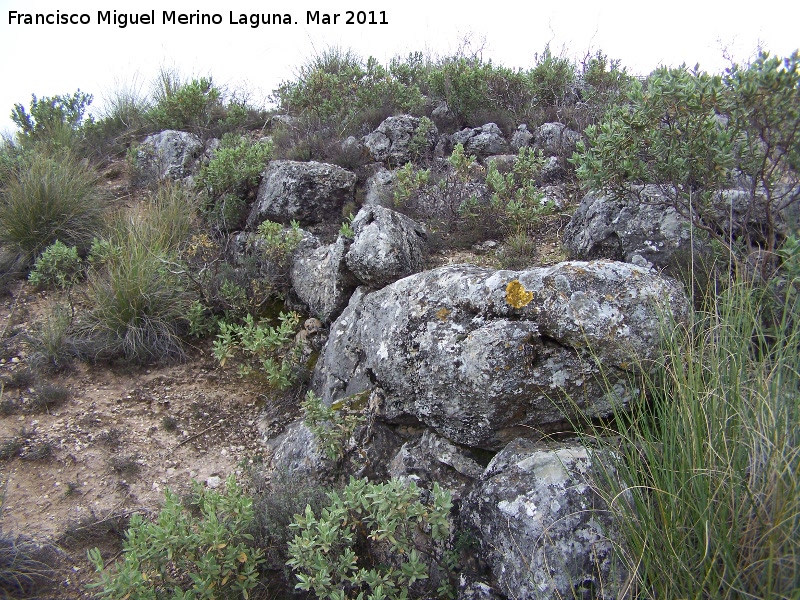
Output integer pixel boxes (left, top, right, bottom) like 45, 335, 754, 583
0, 280, 307, 598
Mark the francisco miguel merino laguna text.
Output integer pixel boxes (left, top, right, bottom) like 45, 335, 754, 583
8, 9, 389, 28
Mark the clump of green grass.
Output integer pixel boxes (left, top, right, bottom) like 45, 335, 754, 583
0, 150, 105, 265
589, 271, 800, 598
75, 184, 195, 364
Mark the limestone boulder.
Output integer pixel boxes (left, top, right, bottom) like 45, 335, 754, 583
247, 160, 356, 227
133, 130, 202, 187
290, 234, 359, 323
535, 122, 581, 156
462, 439, 625, 600
452, 123, 509, 158
345, 205, 427, 288
563, 186, 703, 272
362, 115, 438, 164
312, 261, 689, 450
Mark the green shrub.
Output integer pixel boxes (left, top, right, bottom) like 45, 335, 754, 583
301, 390, 366, 462
89, 476, 265, 599
212, 311, 302, 388
0, 151, 105, 264
392, 162, 430, 207
428, 56, 529, 126
10, 90, 93, 149
147, 69, 223, 133
573, 51, 800, 260
482, 147, 552, 235
287, 477, 454, 600
527, 46, 576, 107
587, 270, 800, 598
273, 47, 426, 135
196, 134, 273, 198
28, 241, 82, 289
181, 224, 300, 325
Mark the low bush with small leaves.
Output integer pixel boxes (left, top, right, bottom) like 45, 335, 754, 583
481, 147, 552, 236
11, 89, 94, 150
287, 476, 455, 600
301, 390, 367, 462
147, 70, 223, 135
212, 311, 303, 389
197, 134, 273, 199
89, 475, 265, 600
27, 240, 82, 289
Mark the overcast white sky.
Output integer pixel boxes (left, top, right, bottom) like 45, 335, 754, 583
1, 0, 798, 136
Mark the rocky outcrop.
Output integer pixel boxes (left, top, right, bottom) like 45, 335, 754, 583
535, 122, 581, 156
452, 123, 509, 158
345, 205, 427, 288
132, 130, 202, 187
462, 439, 625, 600
363, 167, 396, 207
563, 186, 701, 271
247, 160, 356, 227
510, 124, 534, 151
362, 115, 438, 164
388, 429, 485, 499
290, 235, 359, 323
312, 261, 689, 450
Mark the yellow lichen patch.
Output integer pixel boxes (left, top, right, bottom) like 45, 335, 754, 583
506, 280, 534, 309
436, 307, 452, 321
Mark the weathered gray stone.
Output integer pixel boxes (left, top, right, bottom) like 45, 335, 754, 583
345, 205, 427, 288
535, 122, 581, 156
431, 101, 459, 130
389, 429, 484, 499
247, 160, 356, 227
268, 412, 402, 482
510, 124, 534, 151
133, 130, 202, 187
267, 421, 328, 479
563, 186, 703, 273
452, 123, 509, 158
462, 439, 624, 600
362, 115, 438, 164
313, 261, 689, 450
364, 167, 396, 207
540, 155, 565, 183
290, 235, 359, 323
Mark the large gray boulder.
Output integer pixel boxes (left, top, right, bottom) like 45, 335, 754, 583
462, 439, 625, 600
290, 235, 359, 323
452, 123, 509, 158
313, 261, 689, 450
133, 130, 202, 187
345, 205, 427, 288
362, 115, 438, 164
563, 186, 701, 272
535, 122, 581, 156
247, 160, 356, 227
